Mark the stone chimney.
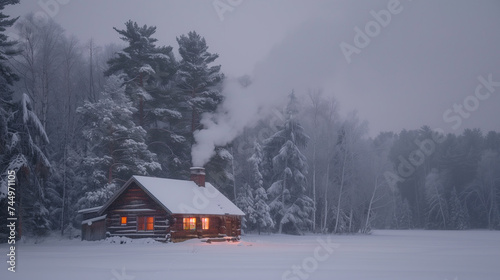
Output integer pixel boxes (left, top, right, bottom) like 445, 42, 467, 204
190, 167, 205, 187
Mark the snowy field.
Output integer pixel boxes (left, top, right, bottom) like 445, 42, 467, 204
1, 230, 499, 280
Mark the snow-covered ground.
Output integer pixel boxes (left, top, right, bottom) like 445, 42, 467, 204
1, 230, 499, 280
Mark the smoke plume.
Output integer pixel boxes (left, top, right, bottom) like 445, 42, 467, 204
191, 18, 340, 167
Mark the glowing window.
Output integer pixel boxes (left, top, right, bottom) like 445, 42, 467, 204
183, 218, 196, 230
146, 217, 154, 231
121, 217, 127, 225
137, 216, 154, 231
202, 218, 209, 230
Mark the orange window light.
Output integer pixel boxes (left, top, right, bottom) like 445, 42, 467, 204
189, 217, 196, 230
121, 217, 127, 225
202, 218, 209, 230
183, 218, 196, 230
146, 217, 154, 231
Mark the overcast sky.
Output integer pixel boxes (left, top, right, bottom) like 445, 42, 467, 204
6, 0, 500, 137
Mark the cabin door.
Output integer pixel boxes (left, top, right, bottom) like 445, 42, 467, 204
225, 219, 232, 236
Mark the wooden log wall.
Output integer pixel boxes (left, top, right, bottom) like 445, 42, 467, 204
104, 182, 171, 240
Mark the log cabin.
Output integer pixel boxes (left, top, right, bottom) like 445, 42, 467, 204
79, 167, 244, 242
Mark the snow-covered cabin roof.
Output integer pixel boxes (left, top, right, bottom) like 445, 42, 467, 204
99, 175, 244, 216
77, 206, 102, 214
81, 214, 107, 225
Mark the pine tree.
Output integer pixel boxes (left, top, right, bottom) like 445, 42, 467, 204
449, 187, 469, 230
105, 20, 177, 106
0, 0, 19, 107
176, 30, 224, 135
463, 149, 500, 229
264, 92, 314, 234
105, 20, 183, 178
2, 94, 51, 237
0, 0, 52, 238
203, 146, 234, 197
0, 0, 21, 184
391, 195, 413, 229
45, 147, 85, 237
0, 0, 21, 175
76, 75, 161, 208
249, 141, 274, 234
236, 183, 255, 232
425, 169, 448, 229
176, 31, 230, 189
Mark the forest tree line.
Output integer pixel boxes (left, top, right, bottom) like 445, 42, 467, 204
0, 1, 498, 240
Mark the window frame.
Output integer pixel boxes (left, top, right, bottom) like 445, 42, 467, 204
202, 217, 209, 230
183, 217, 196, 231
137, 216, 154, 231
146, 216, 154, 231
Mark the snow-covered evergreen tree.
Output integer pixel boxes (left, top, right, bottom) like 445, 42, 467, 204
105, 20, 177, 106
236, 183, 255, 232
176, 31, 232, 191
0, 0, 21, 197
1, 94, 51, 236
465, 150, 500, 229
264, 92, 314, 234
76, 75, 161, 208
176, 30, 223, 134
391, 195, 413, 229
249, 141, 274, 234
45, 147, 86, 236
105, 20, 184, 178
449, 187, 469, 230
203, 146, 235, 197
0, 0, 53, 238
425, 169, 448, 229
